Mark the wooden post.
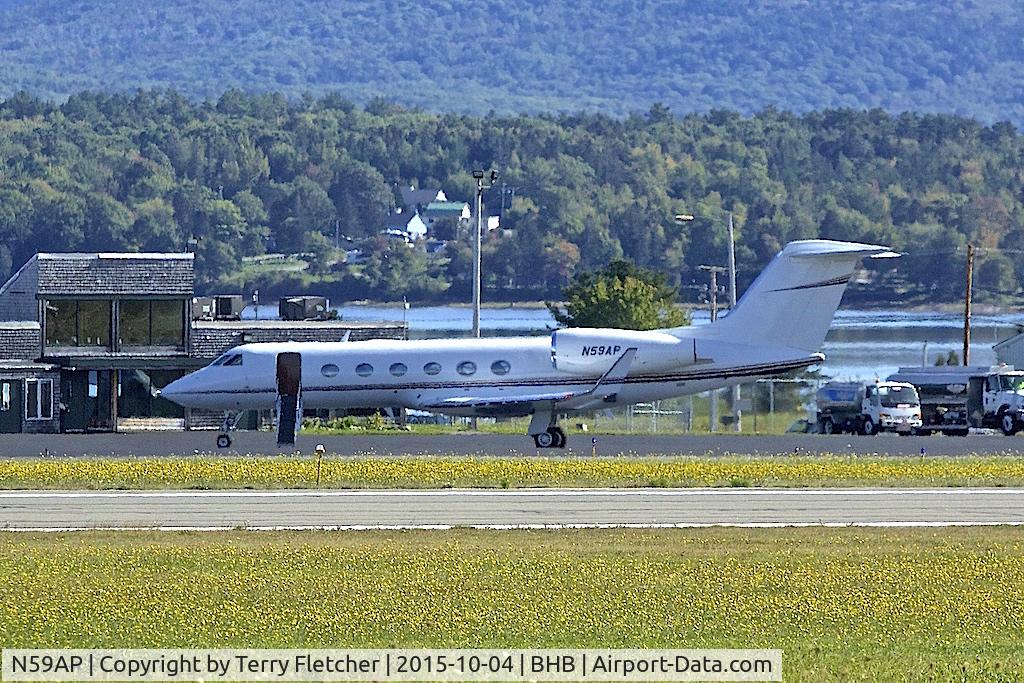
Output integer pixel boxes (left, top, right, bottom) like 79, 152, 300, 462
963, 244, 974, 366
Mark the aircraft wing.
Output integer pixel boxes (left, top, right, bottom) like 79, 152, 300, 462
424, 390, 578, 410
420, 347, 637, 413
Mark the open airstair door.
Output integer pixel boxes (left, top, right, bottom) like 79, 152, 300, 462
276, 352, 302, 447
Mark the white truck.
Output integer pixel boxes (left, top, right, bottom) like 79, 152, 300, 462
815, 381, 922, 435
886, 365, 1024, 436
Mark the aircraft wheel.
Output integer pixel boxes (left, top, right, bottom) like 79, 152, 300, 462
548, 426, 567, 448
216, 434, 232, 449
1001, 412, 1019, 436
533, 431, 555, 448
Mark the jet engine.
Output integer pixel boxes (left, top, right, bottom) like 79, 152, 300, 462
551, 328, 698, 375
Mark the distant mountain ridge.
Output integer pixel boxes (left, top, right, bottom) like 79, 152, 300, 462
1, 0, 1023, 123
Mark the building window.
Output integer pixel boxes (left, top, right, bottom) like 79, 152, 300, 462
45, 300, 79, 346
457, 361, 477, 376
423, 362, 442, 376
355, 363, 374, 377
389, 363, 408, 377
78, 301, 111, 347
321, 364, 340, 378
151, 300, 185, 346
25, 379, 53, 420
44, 300, 112, 348
1, 382, 10, 411
120, 300, 185, 347
491, 360, 511, 375
117, 370, 185, 419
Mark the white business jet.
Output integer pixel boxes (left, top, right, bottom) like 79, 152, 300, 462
161, 239, 892, 448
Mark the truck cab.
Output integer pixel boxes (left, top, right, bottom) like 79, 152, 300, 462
815, 380, 922, 435
865, 382, 922, 434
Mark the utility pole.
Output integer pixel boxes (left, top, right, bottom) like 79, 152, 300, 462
726, 211, 741, 432
699, 264, 726, 432
963, 243, 974, 365
471, 169, 498, 338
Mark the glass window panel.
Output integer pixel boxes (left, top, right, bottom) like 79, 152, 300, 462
39, 380, 52, 420
149, 371, 185, 418
355, 363, 373, 377
491, 360, 511, 375
1, 382, 10, 411
423, 362, 441, 376
457, 361, 477, 376
120, 300, 150, 346
25, 380, 39, 419
151, 300, 184, 346
321, 364, 340, 377
45, 300, 77, 346
78, 300, 111, 347
389, 363, 408, 377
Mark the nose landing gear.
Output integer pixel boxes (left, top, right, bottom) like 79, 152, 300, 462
216, 411, 244, 449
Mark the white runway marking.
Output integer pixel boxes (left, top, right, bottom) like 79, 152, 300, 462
3, 521, 1024, 532
2, 487, 1023, 498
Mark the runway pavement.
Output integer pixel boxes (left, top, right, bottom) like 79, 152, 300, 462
2, 488, 1023, 530
3, 431, 1024, 457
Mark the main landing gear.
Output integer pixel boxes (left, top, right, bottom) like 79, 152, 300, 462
529, 411, 567, 449
216, 411, 244, 449
533, 426, 567, 449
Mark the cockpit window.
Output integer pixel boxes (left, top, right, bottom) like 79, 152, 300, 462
224, 354, 243, 366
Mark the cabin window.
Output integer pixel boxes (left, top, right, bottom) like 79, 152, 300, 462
457, 361, 477, 376
224, 354, 243, 366
389, 363, 408, 377
321, 364, 340, 378
490, 360, 511, 376
356, 363, 374, 377
423, 362, 441, 376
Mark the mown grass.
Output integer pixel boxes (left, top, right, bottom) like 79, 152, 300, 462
3, 455, 1024, 490
1, 528, 1021, 682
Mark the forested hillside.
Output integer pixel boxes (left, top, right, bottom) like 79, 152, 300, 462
0, 91, 1021, 303
1, 1, 1023, 123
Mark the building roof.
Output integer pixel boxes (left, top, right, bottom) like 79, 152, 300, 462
400, 187, 445, 208
994, 329, 1024, 351
35, 253, 194, 296
424, 201, 468, 212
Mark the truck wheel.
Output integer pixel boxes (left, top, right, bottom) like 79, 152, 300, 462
1001, 412, 1019, 436
821, 419, 835, 434
861, 418, 877, 436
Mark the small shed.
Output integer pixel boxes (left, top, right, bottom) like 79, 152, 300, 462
994, 329, 1024, 368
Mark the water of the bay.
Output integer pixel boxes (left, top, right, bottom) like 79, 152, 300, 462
244, 304, 1022, 381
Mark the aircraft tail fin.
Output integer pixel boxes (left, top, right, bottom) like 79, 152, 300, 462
671, 239, 894, 353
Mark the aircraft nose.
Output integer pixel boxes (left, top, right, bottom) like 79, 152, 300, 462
160, 375, 196, 406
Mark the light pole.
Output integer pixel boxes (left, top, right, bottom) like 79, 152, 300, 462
472, 169, 499, 338
677, 211, 740, 432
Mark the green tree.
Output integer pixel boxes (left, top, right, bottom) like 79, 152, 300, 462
547, 260, 688, 330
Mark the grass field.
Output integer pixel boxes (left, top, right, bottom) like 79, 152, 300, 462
1, 528, 1021, 682
4, 455, 1024, 490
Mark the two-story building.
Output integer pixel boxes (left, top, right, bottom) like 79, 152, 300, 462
0, 252, 407, 433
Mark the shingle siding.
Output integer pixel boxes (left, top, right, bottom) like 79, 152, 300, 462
190, 323, 407, 359
0, 324, 40, 360
0, 257, 40, 321
36, 254, 194, 296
